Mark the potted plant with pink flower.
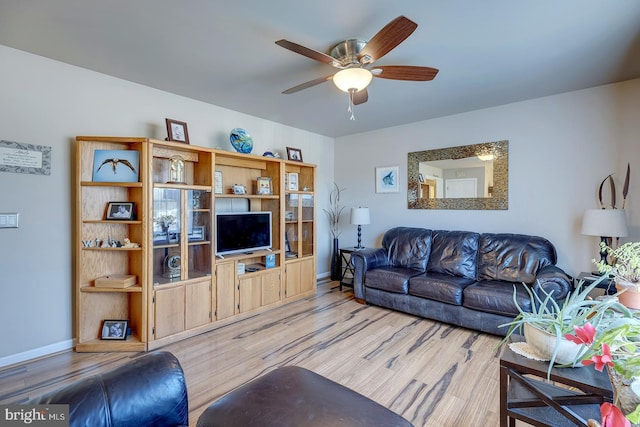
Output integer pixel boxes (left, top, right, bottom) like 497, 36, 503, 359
565, 318, 640, 426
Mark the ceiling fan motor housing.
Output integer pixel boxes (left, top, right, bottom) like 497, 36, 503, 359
329, 39, 369, 67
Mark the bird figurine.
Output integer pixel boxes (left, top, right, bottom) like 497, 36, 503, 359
96, 158, 136, 174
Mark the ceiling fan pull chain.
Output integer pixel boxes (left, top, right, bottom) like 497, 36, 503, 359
348, 89, 356, 120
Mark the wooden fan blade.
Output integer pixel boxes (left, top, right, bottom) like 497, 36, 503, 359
372, 65, 439, 81
275, 39, 338, 66
282, 75, 333, 94
358, 16, 418, 63
353, 88, 368, 105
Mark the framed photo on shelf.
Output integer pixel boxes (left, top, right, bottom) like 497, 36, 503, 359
92, 149, 139, 183
256, 176, 272, 195
101, 319, 128, 340
188, 226, 205, 242
106, 202, 135, 220
287, 172, 299, 191
286, 147, 303, 162
375, 166, 400, 193
165, 118, 190, 144
418, 173, 425, 183
214, 171, 223, 194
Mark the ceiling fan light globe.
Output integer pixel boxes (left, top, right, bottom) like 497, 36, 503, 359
333, 68, 373, 92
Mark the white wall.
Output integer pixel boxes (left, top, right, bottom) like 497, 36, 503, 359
334, 79, 640, 277
0, 45, 334, 364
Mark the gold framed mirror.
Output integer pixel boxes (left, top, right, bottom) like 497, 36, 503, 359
407, 140, 508, 210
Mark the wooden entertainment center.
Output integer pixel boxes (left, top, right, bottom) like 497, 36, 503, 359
75, 136, 316, 352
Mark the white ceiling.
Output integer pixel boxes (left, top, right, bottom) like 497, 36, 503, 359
1, 1, 639, 138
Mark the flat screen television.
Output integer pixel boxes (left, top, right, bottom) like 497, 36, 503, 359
215, 211, 272, 256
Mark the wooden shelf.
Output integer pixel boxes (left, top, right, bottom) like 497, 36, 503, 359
82, 247, 143, 251
215, 194, 279, 200
81, 181, 143, 187
81, 285, 143, 293
82, 219, 142, 224
154, 183, 212, 191
75, 336, 146, 353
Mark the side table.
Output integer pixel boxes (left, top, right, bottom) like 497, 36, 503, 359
500, 345, 612, 426
339, 247, 360, 290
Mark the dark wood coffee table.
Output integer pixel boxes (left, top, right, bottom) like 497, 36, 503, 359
500, 344, 613, 426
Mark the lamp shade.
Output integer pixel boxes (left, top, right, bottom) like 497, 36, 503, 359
581, 209, 629, 237
350, 207, 370, 225
333, 68, 373, 93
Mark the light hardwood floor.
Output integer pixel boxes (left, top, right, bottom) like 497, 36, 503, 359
0, 280, 507, 426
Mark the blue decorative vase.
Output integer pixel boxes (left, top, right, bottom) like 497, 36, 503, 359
229, 128, 253, 154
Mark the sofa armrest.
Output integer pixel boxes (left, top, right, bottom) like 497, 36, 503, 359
532, 265, 573, 303
351, 248, 389, 300
29, 351, 189, 427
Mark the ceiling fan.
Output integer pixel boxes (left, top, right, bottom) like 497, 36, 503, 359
275, 16, 439, 119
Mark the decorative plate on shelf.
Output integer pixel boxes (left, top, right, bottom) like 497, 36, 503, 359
229, 128, 253, 154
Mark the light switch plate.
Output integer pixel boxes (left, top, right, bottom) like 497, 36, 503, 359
0, 213, 19, 228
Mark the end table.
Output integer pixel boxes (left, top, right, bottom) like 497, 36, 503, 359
500, 345, 612, 426
338, 247, 360, 290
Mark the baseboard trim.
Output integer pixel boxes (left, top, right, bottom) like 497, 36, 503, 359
0, 339, 74, 368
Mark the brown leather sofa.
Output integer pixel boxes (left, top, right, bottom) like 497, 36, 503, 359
351, 227, 572, 336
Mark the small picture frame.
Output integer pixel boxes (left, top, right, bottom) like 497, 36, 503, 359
188, 226, 205, 242
106, 202, 135, 220
286, 147, 303, 162
165, 118, 190, 144
287, 172, 299, 191
214, 171, 223, 194
256, 176, 272, 195
101, 319, 128, 340
375, 166, 400, 193
418, 173, 425, 183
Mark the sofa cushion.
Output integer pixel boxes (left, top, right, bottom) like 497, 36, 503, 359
463, 280, 533, 316
426, 230, 479, 280
382, 227, 432, 271
364, 267, 423, 294
408, 272, 476, 305
477, 233, 557, 284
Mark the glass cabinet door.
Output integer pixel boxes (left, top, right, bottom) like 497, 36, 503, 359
187, 189, 211, 279
300, 194, 314, 257
153, 188, 182, 284
285, 194, 299, 257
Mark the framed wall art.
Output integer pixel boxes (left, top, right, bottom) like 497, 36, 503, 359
92, 149, 139, 183
165, 118, 190, 144
106, 202, 135, 220
375, 166, 399, 193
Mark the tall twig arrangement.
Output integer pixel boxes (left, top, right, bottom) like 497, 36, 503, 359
598, 163, 631, 209
323, 183, 345, 239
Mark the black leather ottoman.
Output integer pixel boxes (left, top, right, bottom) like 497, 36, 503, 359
197, 366, 413, 427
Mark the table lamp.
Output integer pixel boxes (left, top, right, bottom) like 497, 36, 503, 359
350, 207, 370, 249
581, 208, 628, 273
